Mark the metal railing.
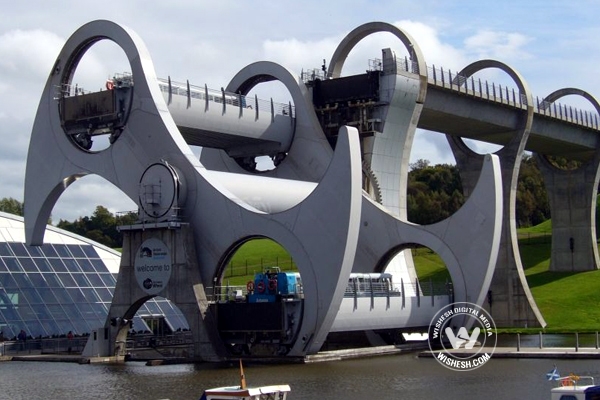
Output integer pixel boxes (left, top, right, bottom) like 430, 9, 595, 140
303, 56, 600, 131
207, 277, 451, 303
126, 331, 193, 349
0, 337, 88, 356
157, 78, 295, 118
222, 259, 297, 279
508, 332, 600, 352
424, 60, 600, 130
344, 279, 451, 298
207, 283, 304, 303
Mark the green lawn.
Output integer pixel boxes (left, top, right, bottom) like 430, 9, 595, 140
515, 223, 600, 331
410, 226, 600, 331
222, 239, 297, 286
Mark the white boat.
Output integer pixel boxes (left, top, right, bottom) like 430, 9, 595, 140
199, 361, 291, 400
550, 375, 600, 400
200, 385, 291, 400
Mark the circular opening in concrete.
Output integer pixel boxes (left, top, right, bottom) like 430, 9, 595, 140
233, 81, 294, 173
123, 296, 192, 358
52, 175, 136, 223
61, 39, 131, 153
217, 238, 302, 356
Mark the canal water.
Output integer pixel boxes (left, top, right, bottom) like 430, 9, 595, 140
1, 353, 598, 400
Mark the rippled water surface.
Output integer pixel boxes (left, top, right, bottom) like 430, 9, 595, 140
1, 354, 599, 400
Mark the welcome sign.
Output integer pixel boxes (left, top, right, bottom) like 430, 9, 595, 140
134, 238, 172, 295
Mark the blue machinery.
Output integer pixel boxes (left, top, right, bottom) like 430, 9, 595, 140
23, 20, 598, 360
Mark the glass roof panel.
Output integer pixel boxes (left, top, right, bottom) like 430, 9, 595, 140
8, 243, 29, 257
40, 244, 58, 258
66, 244, 86, 258
0, 242, 13, 257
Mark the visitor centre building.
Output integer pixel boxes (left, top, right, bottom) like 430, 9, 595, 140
0, 211, 185, 340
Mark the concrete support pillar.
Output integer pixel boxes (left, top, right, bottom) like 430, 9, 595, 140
443, 59, 546, 328
535, 153, 600, 271
447, 134, 545, 328
106, 224, 225, 361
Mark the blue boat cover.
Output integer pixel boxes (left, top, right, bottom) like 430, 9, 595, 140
584, 385, 600, 399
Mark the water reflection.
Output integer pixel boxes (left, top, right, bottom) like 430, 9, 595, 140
1, 354, 599, 400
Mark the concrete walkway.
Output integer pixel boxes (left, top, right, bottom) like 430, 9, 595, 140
420, 346, 600, 359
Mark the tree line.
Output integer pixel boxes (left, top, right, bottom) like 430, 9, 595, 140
407, 155, 550, 227
0, 156, 557, 248
0, 200, 137, 249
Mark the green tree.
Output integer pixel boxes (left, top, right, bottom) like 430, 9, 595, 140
407, 157, 550, 228
57, 206, 126, 248
0, 197, 24, 216
407, 163, 464, 224
516, 155, 549, 227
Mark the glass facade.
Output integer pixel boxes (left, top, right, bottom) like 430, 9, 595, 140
0, 212, 187, 340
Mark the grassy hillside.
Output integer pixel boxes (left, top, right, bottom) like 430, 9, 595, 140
508, 223, 600, 331
410, 226, 600, 331
223, 239, 296, 287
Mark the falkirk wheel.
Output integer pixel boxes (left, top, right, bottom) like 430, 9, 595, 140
24, 20, 503, 361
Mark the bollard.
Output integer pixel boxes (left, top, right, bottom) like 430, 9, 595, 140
596, 332, 599, 349
539, 331, 543, 349
517, 333, 521, 352
576, 332, 579, 352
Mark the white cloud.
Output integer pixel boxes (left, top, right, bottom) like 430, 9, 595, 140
0, 29, 64, 120
0, 29, 63, 77
394, 20, 467, 71
263, 37, 341, 74
52, 176, 136, 223
410, 131, 455, 165
464, 30, 532, 62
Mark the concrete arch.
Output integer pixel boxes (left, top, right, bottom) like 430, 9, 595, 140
25, 19, 195, 245
324, 21, 430, 286
536, 88, 600, 171
450, 59, 534, 156
355, 154, 503, 309
200, 61, 333, 180
534, 88, 600, 272
225, 61, 321, 141
327, 21, 427, 103
535, 87, 600, 171
543, 88, 600, 112
446, 59, 545, 327
458, 60, 533, 106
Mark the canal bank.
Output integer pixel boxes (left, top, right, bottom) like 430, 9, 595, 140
5, 342, 600, 366
0, 343, 424, 365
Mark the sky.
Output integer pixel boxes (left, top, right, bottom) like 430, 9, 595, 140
1, 0, 600, 222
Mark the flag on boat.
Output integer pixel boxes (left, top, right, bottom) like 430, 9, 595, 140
546, 366, 560, 381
